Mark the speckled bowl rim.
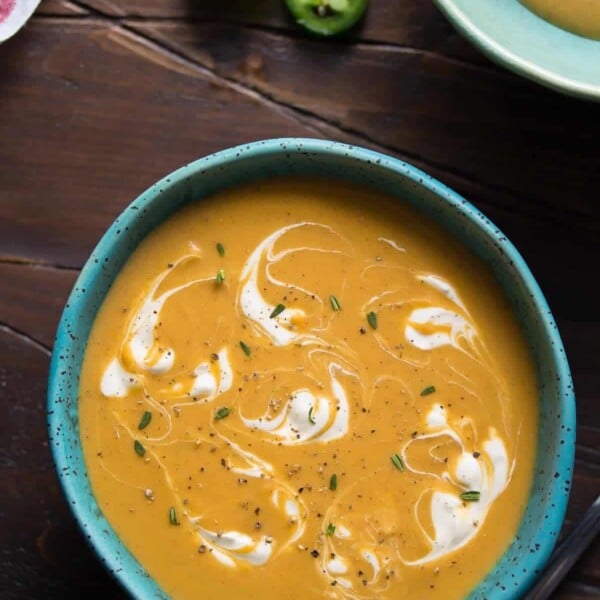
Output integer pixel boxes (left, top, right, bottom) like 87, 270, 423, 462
434, 0, 600, 101
47, 138, 575, 599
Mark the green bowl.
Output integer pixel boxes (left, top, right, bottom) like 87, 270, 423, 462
47, 138, 575, 599
435, 0, 600, 100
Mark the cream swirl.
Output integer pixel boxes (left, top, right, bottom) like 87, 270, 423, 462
97, 227, 516, 585
402, 405, 511, 565
318, 403, 512, 596
237, 222, 348, 346
240, 362, 351, 445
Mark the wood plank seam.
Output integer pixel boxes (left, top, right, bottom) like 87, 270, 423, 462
24, 13, 600, 227
0, 322, 52, 355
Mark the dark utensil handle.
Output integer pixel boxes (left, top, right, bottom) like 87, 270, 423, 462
525, 496, 600, 600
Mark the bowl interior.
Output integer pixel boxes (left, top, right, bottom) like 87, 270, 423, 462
48, 138, 575, 599
435, 0, 600, 100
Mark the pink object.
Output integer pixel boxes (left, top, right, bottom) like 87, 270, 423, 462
0, 0, 40, 42
0, 0, 17, 23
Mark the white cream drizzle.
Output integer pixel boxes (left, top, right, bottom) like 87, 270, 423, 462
318, 402, 512, 595
189, 348, 233, 400
418, 274, 467, 311
100, 254, 216, 398
360, 274, 482, 372
125, 261, 212, 374
237, 222, 348, 346
212, 431, 276, 480
184, 447, 306, 568
271, 489, 306, 543
402, 404, 511, 565
193, 526, 273, 567
362, 550, 382, 580
239, 362, 350, 445
98, 227, 518, 587
405, 306, 476, 352
100, 358, 138, 397
378, 237, 406, 254
320, 517, 394, 597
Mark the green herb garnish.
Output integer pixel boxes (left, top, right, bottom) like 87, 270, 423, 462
134, 440, 145, 457
391, 453, 405, 471
329, 474, 338, 491
325, 523, 336, 536
329, 295, 341, 311
270, 303, 286, 319
367, 311, 378, 330
216, 242, 225, 257
420, 385, 436, 396
169, 506, 179, 525
239, 340, 252, 357
460, 490, 480, 502
308, 406, 316, 425
215, 269, 225, 285
138, 411, 152, 430
214, 406, 230, 421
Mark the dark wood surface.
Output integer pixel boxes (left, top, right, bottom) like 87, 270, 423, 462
1, 1, 598, 598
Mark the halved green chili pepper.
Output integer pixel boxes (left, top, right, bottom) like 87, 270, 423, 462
285, 0, 369, 36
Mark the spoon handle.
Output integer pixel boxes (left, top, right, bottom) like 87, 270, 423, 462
525, 496, 600, 600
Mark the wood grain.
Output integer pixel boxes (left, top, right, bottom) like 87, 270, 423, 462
0, 263, 78, 349
37, 0, 88, 16
0, 19, 323, 268
0, 328, 128, 599
1, 19, 598, 323
125, 20, 600, 224
69, 0, 485, 62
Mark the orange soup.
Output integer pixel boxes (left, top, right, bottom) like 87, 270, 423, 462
79, 178, 538, 599
521, 0, 600, 40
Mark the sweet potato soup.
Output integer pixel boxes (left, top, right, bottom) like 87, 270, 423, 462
521, 0, 600, 40
79, 178, 539, 599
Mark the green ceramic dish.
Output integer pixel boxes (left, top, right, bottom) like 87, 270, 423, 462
435, 0, 600, 101
47, 138, 575, 599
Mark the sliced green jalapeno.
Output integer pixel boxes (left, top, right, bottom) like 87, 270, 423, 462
285, 0, 369, 36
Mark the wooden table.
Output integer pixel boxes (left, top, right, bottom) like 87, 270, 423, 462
1, 1, 598, 598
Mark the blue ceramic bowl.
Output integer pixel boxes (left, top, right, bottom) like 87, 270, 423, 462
47, 138, 575, 599
435, 0, 600, 101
